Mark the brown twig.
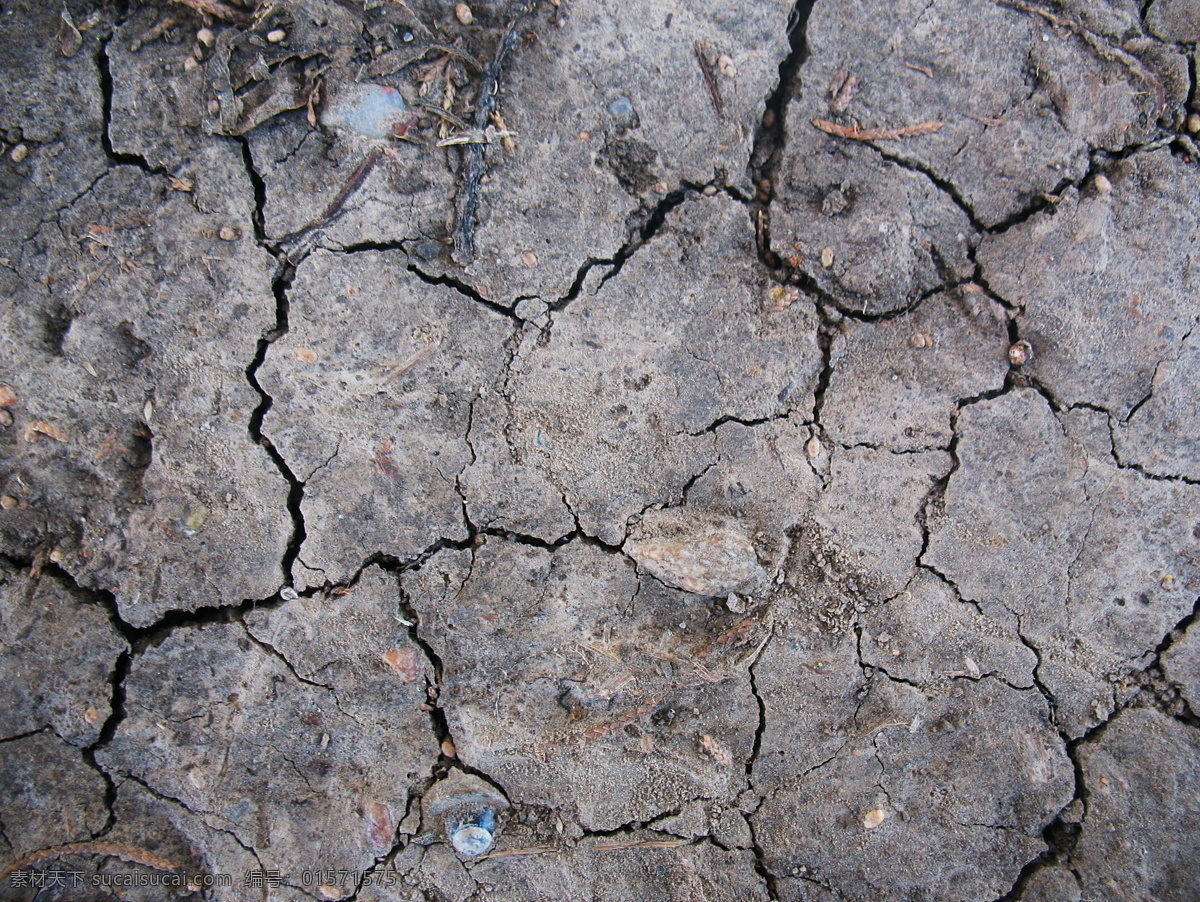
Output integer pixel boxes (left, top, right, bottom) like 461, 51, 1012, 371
812, 118, 943, 140
0, 842, 183, 884
694, 41, 724, 118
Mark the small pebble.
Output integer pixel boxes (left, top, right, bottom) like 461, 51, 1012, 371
1186, 112, 1200, 135
455, 3, 474, 25
521, 251, 538, 268
805, 435, 822, 458
0, 495, 17, 510
10, 143, 28, 163
441, 737, 457, 758
218, 226, 239, 241
207, 99, 220, 116
0, 384, 16, 407
908, 332, 932, 348
266, 28, 287, 43
197, 27, 215, 46
702, 184, 718, 196
1093, 173, 1112, 194
183, 56, 199, 71
862, 808, 889, 830
0, 409, 12, 427
717, 54, 737, 77
820, 246, 835, 268
1008, 339, 1034, 367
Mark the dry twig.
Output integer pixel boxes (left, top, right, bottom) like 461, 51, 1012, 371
0, 842, 183, 884
812, 118, 943, 140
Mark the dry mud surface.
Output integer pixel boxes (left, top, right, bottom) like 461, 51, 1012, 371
2, 1, 1200, 900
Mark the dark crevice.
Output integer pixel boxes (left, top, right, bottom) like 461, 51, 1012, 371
239, 142, 307, 589
550, 256, 612, 312
408, 262, 522, 324
748, 0, 814, 271
97, 37, 164, 176
809, 302, 840, 428
396, 582, 507, 797
333, 239, 523, 323
238, 137, 269, 245
688, 409, 800, 438
873, 145, 989, 231
592, 188, 695, 293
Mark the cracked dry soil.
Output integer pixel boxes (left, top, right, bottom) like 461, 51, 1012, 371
1, 0, 1199, 900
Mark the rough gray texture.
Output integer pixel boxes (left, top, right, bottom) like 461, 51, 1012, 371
978, 151, 1200, 420
258, 248, 510, 588
1146, 0, 1200, 42
785, 0, 1177, 229
1073, 707, 1200, 902
3, 0, 1200, 899
0, 567, 127, 746
1162, 618, 1200, 714
97, 569, 438, 885
469, 195, 822, 546
925, 392, 1200, 738
821, 290, 1009, 451
753, 676, 1073, 901
1, 146, 290, 628
0, 731, 109, 862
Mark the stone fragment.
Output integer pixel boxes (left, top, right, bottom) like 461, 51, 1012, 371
774, 142, 974, 315
812, 446, 952, 604
1, 159, 290, 627
626, 508, 766, 598
1146, 0, 1200, 41
1162, 620, 1200, 714
1114, 326, 1200, 481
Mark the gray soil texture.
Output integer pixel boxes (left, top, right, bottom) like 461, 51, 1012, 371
2, 0, 1200, 900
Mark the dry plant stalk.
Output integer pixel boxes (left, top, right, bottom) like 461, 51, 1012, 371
812, 118, 943, 140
